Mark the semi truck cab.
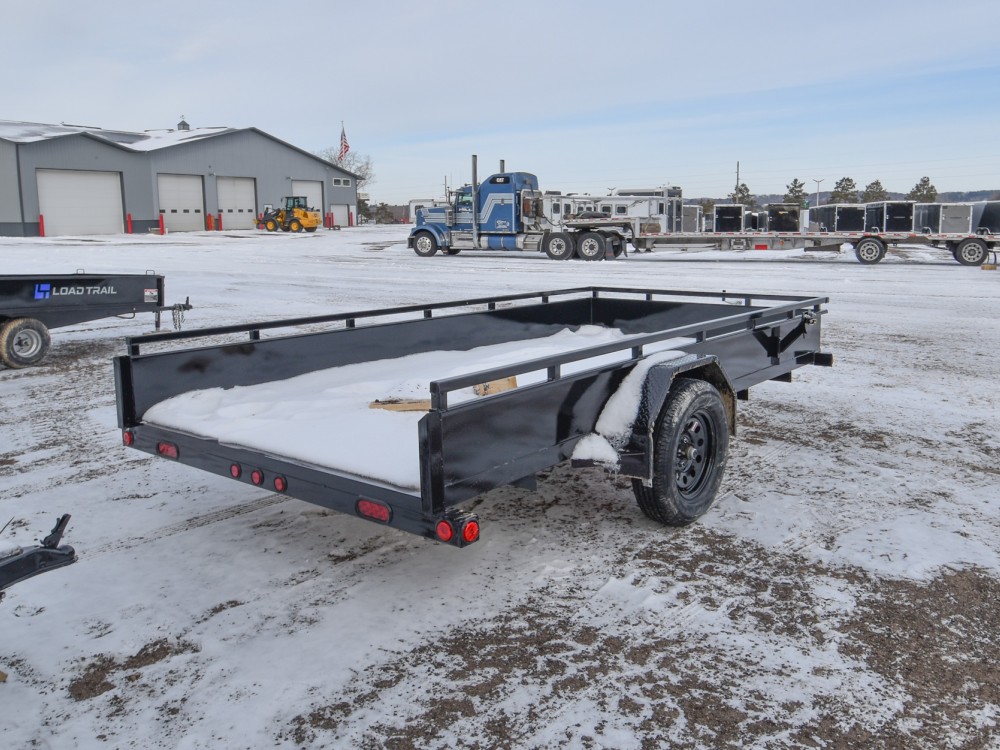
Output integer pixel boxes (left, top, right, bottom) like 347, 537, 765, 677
409, 172, 550, 255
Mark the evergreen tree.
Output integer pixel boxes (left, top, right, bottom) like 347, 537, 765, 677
906, 176, 938, 203
828, 177, 858, 204
861, 180, 890, 202
784, 178, 808, 206
728, 183, 756, 207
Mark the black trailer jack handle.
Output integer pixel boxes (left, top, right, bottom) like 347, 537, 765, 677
0, 514, 77, 603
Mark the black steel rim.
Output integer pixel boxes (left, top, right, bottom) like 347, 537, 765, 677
675, 413, 713, 497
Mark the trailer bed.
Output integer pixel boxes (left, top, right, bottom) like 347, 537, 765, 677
142, 326, 695, 490
115, 287, 830, 545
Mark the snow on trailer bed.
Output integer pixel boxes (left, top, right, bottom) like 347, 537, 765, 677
116, 286, 828, 545
141, 326, 694, 491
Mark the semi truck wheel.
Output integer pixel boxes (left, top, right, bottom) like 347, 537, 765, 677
577, 232, 606, 260
854, 237, 886, 264
543, 232, 575, 260
412, 231, 439, 257
0, 318, 51, 369
954, 238, 988, 266
631, 379, 729, 526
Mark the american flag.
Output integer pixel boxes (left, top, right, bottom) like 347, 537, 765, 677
338, 125, 350, 161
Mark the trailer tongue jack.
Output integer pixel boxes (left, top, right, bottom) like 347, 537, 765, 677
0, 514, 77, 603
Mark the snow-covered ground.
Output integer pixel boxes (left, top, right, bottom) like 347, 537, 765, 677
1, 226, 998, 749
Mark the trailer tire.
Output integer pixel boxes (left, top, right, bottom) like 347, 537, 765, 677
631, 378, 729, 526
412, 231, 439, 257
954, 238, 988, 266
0, 317, 51, 369
543, 232, 575, 260
577, 232, 606, 261
854, 237, 886, 264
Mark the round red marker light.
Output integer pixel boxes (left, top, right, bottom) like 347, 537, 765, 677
435, 520, 454, 543
250, 469, 264, 486
230, 464, 242, 479
273, 476, 287, 492
122, 430, 135, 446
461, 520, 480, 544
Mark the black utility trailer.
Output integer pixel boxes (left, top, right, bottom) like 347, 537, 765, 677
0, 272, 190, 368
114, 287, 831, 548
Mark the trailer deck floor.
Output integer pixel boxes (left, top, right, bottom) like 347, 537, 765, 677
142, 326, 693, 491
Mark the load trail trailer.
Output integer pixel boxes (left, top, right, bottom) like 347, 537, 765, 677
115, 287, 831, 550
0, 272, 191, 368
564, 217, 1000, 266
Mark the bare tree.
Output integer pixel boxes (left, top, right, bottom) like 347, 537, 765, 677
315, 148, 376, 191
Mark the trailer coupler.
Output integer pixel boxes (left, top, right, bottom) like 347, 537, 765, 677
154, 298, 193, 332
0, 514, 77, 603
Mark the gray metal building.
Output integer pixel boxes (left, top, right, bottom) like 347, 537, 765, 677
0, 119, 358, 237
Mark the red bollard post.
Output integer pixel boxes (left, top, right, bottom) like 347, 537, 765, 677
38, 214, 45, 237
217, 213, 223, 231
158, 214, 165, 235
206, 213, 214, 231
127, 213, 133, 234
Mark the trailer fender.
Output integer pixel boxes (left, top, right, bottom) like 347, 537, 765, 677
622, 355, 735, 486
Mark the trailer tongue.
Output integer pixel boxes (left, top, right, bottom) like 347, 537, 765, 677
114, 287, 831, 550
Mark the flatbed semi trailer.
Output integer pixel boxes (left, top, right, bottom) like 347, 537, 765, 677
563, 218, 998, 266
114, 286, 831, 550
0, 272, 191, 368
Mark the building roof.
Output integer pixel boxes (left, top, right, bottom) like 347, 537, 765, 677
0, 119, 233, 149
0, 119, 357, 177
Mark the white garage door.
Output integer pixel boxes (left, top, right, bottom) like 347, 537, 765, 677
291, 180, 323, 213
37, 169, 123, 236
158, 174, 205, 232
217, 177, 257, 230
330, 204, 352, 227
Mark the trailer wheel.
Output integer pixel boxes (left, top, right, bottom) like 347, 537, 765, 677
289, 219, 303, 233
954, 238, 988, 266
631, 379, 729, 526
0, 317, 51, 369
854, 237, 886, 264
577, 232, 606, 261
543, 232, 575, 260
413, 231, 439, 257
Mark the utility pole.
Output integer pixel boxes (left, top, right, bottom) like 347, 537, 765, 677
735, 162, 740, 200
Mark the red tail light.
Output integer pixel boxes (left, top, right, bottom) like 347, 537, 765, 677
156, 442, 179, 459
461, 520, 480, 544
435, 520, 454, 543
273, 476, 287, 493
229, 463, 242, 478
122, 430, 135, 446
250, 469, 264, 486
357, 498, 392, 524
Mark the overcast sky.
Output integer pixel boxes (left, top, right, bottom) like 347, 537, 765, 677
6, 0, 999, 203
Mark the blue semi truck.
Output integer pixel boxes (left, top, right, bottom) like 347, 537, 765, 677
408, 156, 629, 261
